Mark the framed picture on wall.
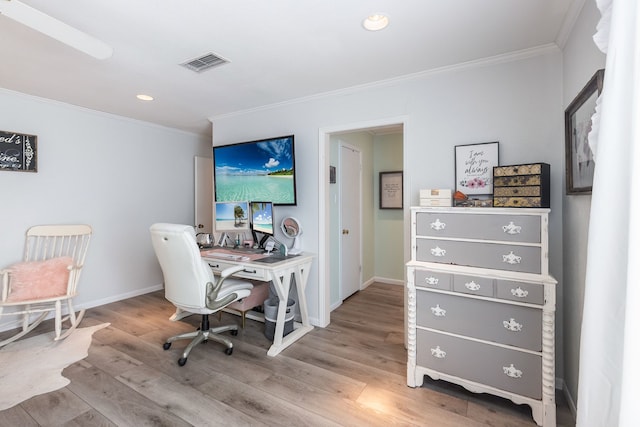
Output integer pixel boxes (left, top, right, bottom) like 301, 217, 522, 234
379, 171, 403, 209
454, 141, 499, 196
565, 69, 604, 195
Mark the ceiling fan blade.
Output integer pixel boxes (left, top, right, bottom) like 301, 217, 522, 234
0, 0, 113, 59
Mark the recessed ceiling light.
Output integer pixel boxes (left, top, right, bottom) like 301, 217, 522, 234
363, 14, 389, 31
136, 94, 154, 101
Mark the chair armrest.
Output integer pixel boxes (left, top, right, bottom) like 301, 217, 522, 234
220, 264, 246, 278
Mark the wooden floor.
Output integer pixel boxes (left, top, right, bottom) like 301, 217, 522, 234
0, 283, 575, 426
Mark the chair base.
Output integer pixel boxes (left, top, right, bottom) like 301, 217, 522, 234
163, 313, 238, 366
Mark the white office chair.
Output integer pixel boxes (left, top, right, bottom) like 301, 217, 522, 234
150, 223, 252, 366
0, 224, 92, 347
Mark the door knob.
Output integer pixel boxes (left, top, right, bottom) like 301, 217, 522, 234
342, 229, 349, 235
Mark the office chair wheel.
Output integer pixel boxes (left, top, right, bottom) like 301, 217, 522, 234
178, 357, 187, 366
231, 330, 238, 336
163, 342, 171, 350
225, 347, 233, 355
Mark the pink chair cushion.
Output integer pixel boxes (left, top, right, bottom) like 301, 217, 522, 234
6, 256, 73, 302
228, 282, 270, 311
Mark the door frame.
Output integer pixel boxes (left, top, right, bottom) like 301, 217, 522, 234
317, 116, 409, 327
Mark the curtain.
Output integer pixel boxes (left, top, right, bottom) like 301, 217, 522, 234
576, 1, 640, 426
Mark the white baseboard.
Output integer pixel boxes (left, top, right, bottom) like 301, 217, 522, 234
0, 284, 164, 333
371, 276, 405, 286
559, 378, 578, 419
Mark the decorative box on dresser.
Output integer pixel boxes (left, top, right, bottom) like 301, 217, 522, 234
406, 207, 557, 427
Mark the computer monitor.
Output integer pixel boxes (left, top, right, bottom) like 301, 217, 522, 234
214, 201, 250, 232
250, 201, 274, 246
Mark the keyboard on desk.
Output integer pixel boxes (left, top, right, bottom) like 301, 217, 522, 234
207, 252, 250, 261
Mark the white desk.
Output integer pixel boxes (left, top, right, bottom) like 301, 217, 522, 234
201, 249, 315, 357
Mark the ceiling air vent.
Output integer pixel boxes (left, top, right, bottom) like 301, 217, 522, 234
180, 52, 229, 73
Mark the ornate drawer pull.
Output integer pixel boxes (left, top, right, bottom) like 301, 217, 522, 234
430, 304, 446, 317
430, 346, 446, 359
431, 246, 446, 257
503, 318, 523, 332
510, 287, 529, 298
503, 364, 523, 379
502, 251, 522, 264
464, 281, 480, 291
502, 221, 522, 235
430, 219, 446, 231
425, 276, 439, 285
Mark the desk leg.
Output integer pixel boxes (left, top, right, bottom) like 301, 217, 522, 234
267, 261, 314, 357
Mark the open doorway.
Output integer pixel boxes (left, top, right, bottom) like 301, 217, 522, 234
318, 118, 407, 326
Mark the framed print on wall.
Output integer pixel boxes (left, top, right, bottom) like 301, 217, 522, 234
379, 171, 403, 209
455, 141, 499, 195
565, 69, 604, 195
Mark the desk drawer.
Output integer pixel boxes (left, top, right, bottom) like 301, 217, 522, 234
416, 239, 541, 274
416, 329, 542, 399
206, 260, 270, 281
416, 290, 542, 351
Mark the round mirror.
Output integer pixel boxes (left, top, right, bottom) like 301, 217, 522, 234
281, 217, 303, 255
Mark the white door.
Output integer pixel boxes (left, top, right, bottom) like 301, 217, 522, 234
195, 156, 213, 233
339, 144, 362, 300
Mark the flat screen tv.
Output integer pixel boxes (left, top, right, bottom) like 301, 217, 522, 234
214, 201, 250, 232
213, 135, 296, 205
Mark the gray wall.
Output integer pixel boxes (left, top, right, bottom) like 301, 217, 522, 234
0, 89, 210, 328
210, 48, 565, 364
561, 0, 606, 411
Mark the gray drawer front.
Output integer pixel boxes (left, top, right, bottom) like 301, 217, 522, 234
453, 274, 494, 297
416, 239, 541, 274
415, 270, 452, 291
416, 329, 542, 399
496, 280, 544, 305
415, 212, 541, 243
416, 291, 542, 351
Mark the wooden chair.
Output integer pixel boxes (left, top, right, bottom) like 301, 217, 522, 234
0, 224, 92, 347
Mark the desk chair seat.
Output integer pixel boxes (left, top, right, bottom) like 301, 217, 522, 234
150, 223, 252, 366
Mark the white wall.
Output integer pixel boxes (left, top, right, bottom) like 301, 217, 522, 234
561, 0, 606, 410
0, 89, 210, 329
210, 48, 565, 364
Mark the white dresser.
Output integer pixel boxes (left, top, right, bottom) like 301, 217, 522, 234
406, 207, 557, 427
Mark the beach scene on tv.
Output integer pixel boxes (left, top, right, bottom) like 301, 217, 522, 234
214, 202, 249, 231
214, 136, 295, 205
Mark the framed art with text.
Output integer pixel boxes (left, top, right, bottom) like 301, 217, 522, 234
565, 69, 604, 195
379, 171, 403, 209
455, 141, 499, 196
0, 130, 37, 172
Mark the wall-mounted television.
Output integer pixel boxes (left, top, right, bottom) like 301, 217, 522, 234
213, 135, 297, 206
214, 201, 250, 232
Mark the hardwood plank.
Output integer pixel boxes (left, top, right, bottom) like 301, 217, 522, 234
64, 362, 193, 426
117, 364, 262, 426
19, 388, 91, 426
197, 370, 340, 426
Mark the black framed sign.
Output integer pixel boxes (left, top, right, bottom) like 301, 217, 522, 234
380, 171, 403, 209
565, 69, 604, 194
0, 130, 37, 172
455, 141, 499, 195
